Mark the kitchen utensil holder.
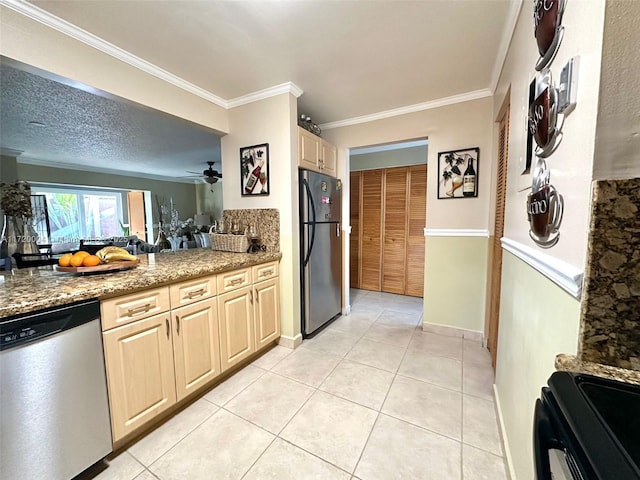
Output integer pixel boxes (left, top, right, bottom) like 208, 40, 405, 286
209, 233, 248, 253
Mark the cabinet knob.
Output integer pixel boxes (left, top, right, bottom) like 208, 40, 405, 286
176, 315, 180, 334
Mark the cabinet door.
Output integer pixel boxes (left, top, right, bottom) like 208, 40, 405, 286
102, 313, 176, 441
172, 298, 221, 401
218, 286, 255, 371
299, 127, 321, 172
254, 278, 280, 349
320, 140, 337, 177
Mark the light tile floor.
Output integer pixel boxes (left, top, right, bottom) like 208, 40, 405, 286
77, 289, 508, 480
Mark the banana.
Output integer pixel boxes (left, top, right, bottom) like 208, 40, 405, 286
96, 246, 138, 263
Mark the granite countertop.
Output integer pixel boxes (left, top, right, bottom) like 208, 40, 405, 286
556, 354, 640, 386
0, 249, 282, 319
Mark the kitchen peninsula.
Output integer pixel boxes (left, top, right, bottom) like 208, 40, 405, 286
1, 248, 283, 449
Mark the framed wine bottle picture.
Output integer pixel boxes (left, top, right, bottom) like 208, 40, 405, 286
240, 143, 270, 196
437, 147, 479, 199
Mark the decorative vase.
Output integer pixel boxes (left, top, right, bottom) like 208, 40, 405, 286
154, 225, 171, 251
1, 215, 39, 257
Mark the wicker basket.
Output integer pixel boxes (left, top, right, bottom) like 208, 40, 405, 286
209, 233, 248, 253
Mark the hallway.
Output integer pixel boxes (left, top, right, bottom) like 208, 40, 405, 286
79, 289, 508, 480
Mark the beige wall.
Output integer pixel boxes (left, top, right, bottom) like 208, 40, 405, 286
195, 182, 223, 223
495, 252, 581, 480
0, 6, 228, 135
492, 1, 606, 479
349, 145, 427, 171
424, 236, 489, 333
592, 0, 640, 180
324, 97, 493, 231
221, 93, 300, 342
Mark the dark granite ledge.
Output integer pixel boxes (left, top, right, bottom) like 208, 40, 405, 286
556, 353, 640, 386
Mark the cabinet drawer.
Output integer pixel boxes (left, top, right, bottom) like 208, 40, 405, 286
170, 275, 216, 309
101, 287, 170, 331
252, 261, 279, 282
217, 268, 251, 293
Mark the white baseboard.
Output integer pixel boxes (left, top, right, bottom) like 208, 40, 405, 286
494, 384, 517, 480
342, 304, 351, 315
278, 334, 303, 349
422, 322, 484, 342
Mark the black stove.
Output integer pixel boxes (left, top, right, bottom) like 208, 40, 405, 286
535, 371, 640, 479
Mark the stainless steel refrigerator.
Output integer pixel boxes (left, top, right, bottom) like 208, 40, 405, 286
300, 170, 342, 337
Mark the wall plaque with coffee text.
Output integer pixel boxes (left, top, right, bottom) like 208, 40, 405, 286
534, 0, 566, 71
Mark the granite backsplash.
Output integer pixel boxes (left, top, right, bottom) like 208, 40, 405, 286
222, 208, 280, 253
578, 178, 640, 370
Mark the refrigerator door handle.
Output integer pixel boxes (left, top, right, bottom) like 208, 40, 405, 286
336, 223, 341, 237
302, 178, 316, 268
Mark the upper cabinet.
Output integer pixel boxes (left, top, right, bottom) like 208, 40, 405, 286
298, 127, 337, 177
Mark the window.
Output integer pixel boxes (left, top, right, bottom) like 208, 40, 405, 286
31, 186, 124, 245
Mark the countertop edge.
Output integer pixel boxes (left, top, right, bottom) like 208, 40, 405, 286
555, 353, 640, 386
1, 251, 282, 319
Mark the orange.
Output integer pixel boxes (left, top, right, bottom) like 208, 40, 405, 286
82, 255, 101, 267
70, 255, 85, 267
58, 253, 73, 267
73, 250, 90, 258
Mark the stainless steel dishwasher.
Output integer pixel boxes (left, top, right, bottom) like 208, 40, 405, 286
0, 299, 112, 480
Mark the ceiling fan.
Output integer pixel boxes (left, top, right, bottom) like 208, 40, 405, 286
186, 161, 222, 184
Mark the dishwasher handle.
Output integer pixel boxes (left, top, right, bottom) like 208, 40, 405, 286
0, 299, 100, 351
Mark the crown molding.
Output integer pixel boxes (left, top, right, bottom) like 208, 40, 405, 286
320, 89, 492, 130
226, 82, 303, 109
424, 228, 490, 237
17, 157, 198, 184
1, 0, 304, 110
489, 0, 524, 93
501, 236, 584, 299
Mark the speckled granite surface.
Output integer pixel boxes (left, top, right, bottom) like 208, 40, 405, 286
222, 209, 279, 253
556, 354, 640, 386
578, 178, 640, 370
0, 249, 281, 319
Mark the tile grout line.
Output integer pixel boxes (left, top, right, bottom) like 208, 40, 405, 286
351, 315, 419, 476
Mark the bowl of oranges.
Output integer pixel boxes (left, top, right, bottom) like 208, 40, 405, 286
56, 247, 139, 274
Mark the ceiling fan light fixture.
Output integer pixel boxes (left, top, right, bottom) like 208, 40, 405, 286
205, 176, 217, 184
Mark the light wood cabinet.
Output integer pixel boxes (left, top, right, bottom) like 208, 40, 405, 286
101, 286, 170, 331
102, 312, 176, 441
254, 277, 280, 349
172, 298, 221, 401
298, 127, 338, 177
101, 263, 281, 443
170, 276, 216, 309
320, 140, 337, 176
299, 127, 321, 171
218, 286, 255, 371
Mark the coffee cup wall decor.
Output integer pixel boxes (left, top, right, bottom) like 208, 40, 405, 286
529, 69, 564, 158
534, 0, 567, 71
527, 158, 564, 247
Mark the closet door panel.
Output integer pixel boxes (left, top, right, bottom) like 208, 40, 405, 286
349, 172, 361, 289
382, 167, 408, 294
405, 165, 427, 297
360, 170, 383, 291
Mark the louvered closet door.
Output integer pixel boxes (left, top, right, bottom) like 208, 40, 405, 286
382, 167, 408, 294
488, 105, 510, 368
349, 171, 361, 289
360, 170, 383, 291
405, 165, 427, 297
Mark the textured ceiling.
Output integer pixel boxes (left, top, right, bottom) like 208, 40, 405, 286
0, 63, 221, 182
27, 0, 513, 124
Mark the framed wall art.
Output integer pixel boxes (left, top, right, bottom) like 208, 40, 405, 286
437, 147, 479, 199
240, 143, 269, 196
